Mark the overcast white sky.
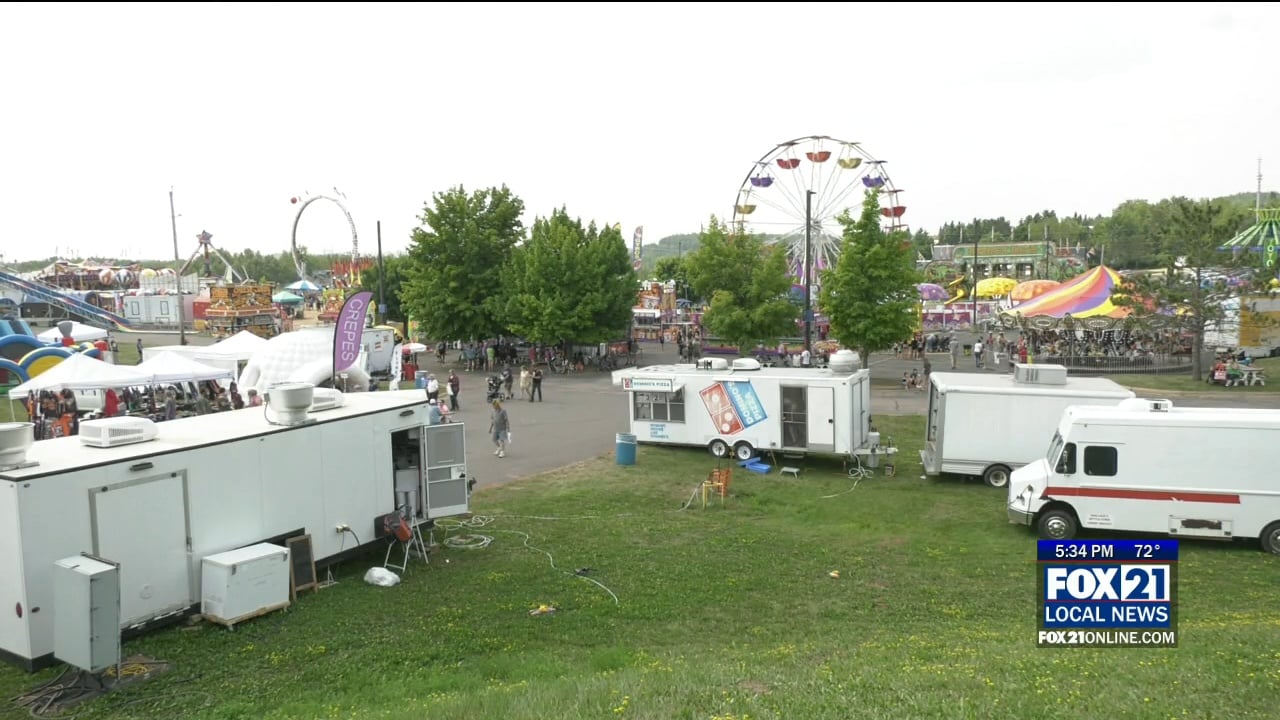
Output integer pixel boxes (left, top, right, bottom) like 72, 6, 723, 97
1, 2, 1277, 263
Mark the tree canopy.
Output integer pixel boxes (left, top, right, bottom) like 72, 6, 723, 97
819, 190, 922, 358
684, 216, 798, 351
500, 208, 636, 345
400, 185, 524, 341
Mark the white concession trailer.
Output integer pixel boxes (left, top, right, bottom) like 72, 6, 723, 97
1008, 399, 1280, 554
922, 364, 1134, 488
611, 356, 892, 463
0, 387, 472, 671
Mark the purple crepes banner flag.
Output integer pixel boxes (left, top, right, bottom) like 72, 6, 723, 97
333, 290, 373, 374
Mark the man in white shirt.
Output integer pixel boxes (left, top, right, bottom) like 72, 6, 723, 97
426, 375, 440, 402
973, 340, 984, 369
800, 348, 812, 368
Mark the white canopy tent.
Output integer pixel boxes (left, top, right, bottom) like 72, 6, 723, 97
7, 353, 151, 395
35, 322, 110, 343
202, 330, 269, 359
136, 351, 235, 383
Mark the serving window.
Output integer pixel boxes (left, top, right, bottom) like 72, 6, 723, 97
633, 390, 686, 422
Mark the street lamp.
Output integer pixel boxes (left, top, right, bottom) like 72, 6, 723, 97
804, 190, 815, 353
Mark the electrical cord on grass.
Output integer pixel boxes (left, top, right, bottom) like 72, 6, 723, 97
436, 516, 619, 605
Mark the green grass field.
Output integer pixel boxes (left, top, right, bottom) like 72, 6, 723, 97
1117, 356, 1280, 395
3, 415, 1279, 719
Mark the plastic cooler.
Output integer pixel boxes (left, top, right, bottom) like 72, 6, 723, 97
615, 433, 637, 465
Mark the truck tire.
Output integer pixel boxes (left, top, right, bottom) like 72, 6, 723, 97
983, 465, 1012, 489
708, 439, 730, 458
733, 442, 755, 462
1259, 521, 1280, 555
1037, 508, 1078, 540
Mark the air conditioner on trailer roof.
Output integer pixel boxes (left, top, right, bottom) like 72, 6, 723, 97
79, 417, 159, 448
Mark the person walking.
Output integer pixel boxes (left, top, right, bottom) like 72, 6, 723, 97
489, 400, 510, 458
531, 366, 543, 402
949, 334, 960, 369
448, 371, 460, 410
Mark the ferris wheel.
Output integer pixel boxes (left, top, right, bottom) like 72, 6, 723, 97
732, 135, 906, 282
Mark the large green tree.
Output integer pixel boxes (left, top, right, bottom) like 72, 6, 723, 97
357, 254, 410, 324
400, 185, 524, 341
1117, 197, 1255, 381
652, 256, 691, 299
500, 208, 636, 345
819, 190, 921, 359
684, 216, 798, 352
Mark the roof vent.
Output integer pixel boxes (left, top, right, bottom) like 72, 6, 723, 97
0, 422, 35, 470
731, 357, 762, 371
310, 387, 346, 412
828, 349, 861, 374
697, 358, 730, 371
266, 383, 316, 426
80, 417, 159, 448
1013, 363, 1068, 385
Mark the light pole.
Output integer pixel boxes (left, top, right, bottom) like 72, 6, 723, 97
169, 189, 186, 346
803, 190, 815, 352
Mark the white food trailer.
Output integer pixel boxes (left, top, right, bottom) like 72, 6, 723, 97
0, 386, 472, 671
922, 364, 1134, 488
1008, 398, 1280, 554
611, 356, 893, 463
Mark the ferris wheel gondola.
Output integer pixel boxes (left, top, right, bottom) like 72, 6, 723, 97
732, 135, 906, 283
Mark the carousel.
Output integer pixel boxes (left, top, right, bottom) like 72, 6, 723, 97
995, 265, 1188, 374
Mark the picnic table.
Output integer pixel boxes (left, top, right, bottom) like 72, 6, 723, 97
1223, 367, 1267, 387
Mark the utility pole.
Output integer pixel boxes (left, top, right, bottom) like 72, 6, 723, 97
376, 221, 385, 324
803, 190, 815, 352
971, 225, 980, 328
170, 189, 186, 346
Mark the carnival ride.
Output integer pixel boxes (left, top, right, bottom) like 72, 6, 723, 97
178, 230, 246, 283
732, 135, 905, 284
290, 192, 359, 286
0, 266, 132, 329
944, 276, 968, 305
996, 266, 1136, 331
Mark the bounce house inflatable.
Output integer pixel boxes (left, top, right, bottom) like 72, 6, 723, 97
0, 320, 106, 390
237, 326, 371, 394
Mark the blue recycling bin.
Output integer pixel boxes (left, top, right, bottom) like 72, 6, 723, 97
414, 371, 428, 389
615, 432, 637, 466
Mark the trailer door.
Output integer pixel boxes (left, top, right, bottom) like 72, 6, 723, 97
807, 386, 835, 452
422, 424, 471, 518
90, 471, 192, 627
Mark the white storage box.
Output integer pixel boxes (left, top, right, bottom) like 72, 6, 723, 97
53, 555, 120, 673
201, 543, 291, 628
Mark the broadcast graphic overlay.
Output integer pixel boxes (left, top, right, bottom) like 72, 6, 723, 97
1037, 540, 1178, 648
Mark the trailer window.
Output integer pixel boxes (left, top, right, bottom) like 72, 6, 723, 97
633, 390, 685, 423
1083, 446, 1118, 477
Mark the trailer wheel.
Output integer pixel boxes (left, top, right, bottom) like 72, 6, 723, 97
708, 439, 730, 458
983, 465, 1012, 489
1259, 521, 1280, 555
1037, 508, 1078, 540
733, 442, 755, 462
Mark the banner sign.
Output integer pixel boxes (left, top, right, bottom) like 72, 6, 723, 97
334, 291, 373, 374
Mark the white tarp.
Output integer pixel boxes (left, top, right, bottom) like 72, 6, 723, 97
8, 353, 150, 395
136, 351, 235, 383
202, 329, 269, 359
35, 322, 109, 343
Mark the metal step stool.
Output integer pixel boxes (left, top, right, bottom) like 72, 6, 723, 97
780, 466, 801, 478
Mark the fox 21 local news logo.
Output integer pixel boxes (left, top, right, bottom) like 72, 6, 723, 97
1037, 540, 1178, 649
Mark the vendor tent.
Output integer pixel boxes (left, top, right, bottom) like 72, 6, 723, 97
137, 351, 235, 383
7, 353, 150, 395
202, 329, 269, 359
272, 290, 303, 304
286, 280, 322, 292
35, 322, 109, 343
